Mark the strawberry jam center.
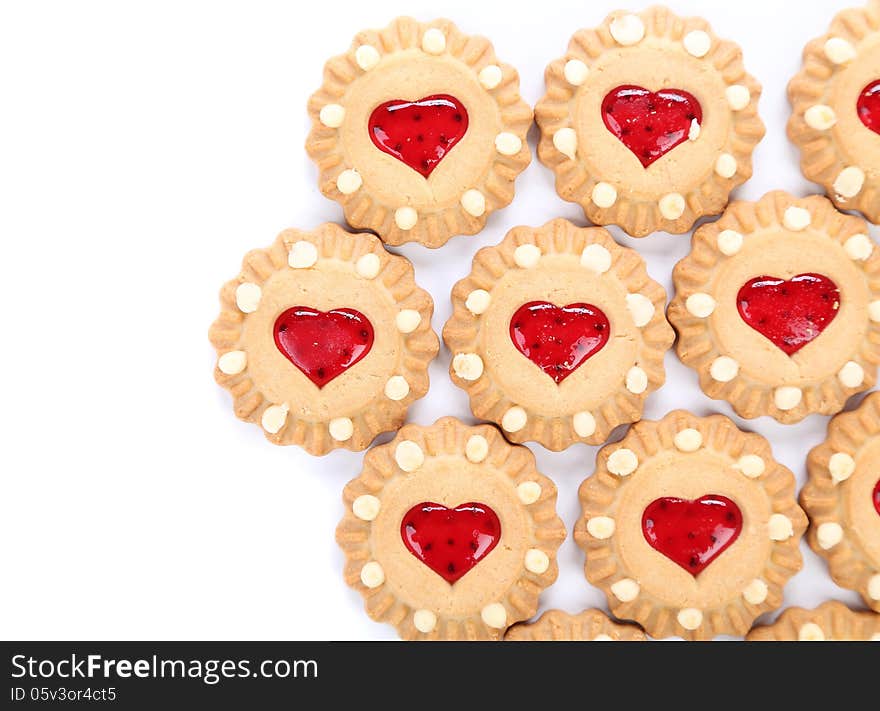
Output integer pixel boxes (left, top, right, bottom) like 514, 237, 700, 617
874, 479, 880, 517
857, 80, 880, 134
642, 495, 742, 576
369, 94, 468, 177
736, 274, 840, 356
273, 307, 373, 388
509, 301, 610, 384
401, 502, 500, 584
602, 85, 702, 167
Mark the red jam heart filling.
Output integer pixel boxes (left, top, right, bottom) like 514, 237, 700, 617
509, 301, 610, 384
736, 274, 840, 356
368, 94, 468, 177
874, 479, 880, 517
642, 495, 742, 576
858, 80, 880, 134
273, 307, 373, 388
602, 85, 703, 168
401, 502, 500, 584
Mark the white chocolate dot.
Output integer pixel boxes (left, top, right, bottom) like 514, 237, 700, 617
844, 233, 874, 261
465, 289, 492, 315
593, 634, 613, 642
352, 494, 380, 521
677, 608, 703, 631
683, 30, 712, 58
553, 127, 578, 160
580, 243, 612, 273
336, 168, 362, 195
768, 513, 794, 541
384, 375, 410, 401
421, 28, 446, 55
688, 119, 701, 141
355, 252, 381, 279
218, 350, 247, 375
478, 64, 503, 90
413, 609, 437, 634
573, 411, 597, 438
610, 578, 640, 602
355, 44, 380, 71
319, 103, 345, 128
495, 132, 522, 156
659, 193, 686, 220
735, 454, 766, 479
525, 548, 550, 574
626, 293, 655, 327
513, 243, 542, 268
805, 104, 837, 131
465, 435, 489, 463
481, 603, 507, 629
563, 58, 590, 85
460, 189, 486, 217
591, 182, 618, 209
715, 153, 737, 179
838, 360, 865, 389
394, 206, 418, 231
625, 366, 648, 394
828, 452, 856, 483
717, 229, 744, 256
610, 14, 645, 46
710, 356, 740, 383
799, 622, 826, 641
674, 428, 703, 452
867, 574, 880, 600
360, 561, 384, 589
452, 352, 484, 381
394, 440, 425, 472
725, 85, 751, 111
395, 309, 421, 334
261, 404, 289, 434
288, 240, 318, 269
607, 448, 638, 477
742, 579, 768, 605
835, 167, 866, 199
329, 416, 354, 442
817, 522, 844, 550
872, 633, 880, 641
870, 300, 880, 322
774, 386, 803, 411
517, 481, 542, 505
502, 406, 528, 433
783, 206, 811, 231
688, 293, 721, 320
586, 516, 615, 539
235, 282, 262, 313
824, 37, 857, 65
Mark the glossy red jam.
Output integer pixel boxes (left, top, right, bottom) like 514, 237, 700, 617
273, 307, 373, 388
509, 301, 610, 384
736, 274, 840, 356
858, 80, 880, 134
369, 95, 468, 177
602, 85, 702, 167
874, 478, 880, 517
642, 495, 742, 576
401, 502, 500, 584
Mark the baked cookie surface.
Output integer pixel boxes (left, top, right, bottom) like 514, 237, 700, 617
443, 218, 673, 451
209, 224, 438, 454
536, 5, 764, 237
337, 418, 566, 640
747, 601, 880, 641
505, 609, 646, 641
669, 191, 880, 424
306, 17, 531, 248
575, 410, 806, 640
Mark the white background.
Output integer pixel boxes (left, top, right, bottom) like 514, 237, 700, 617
1, 0, 873, 640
